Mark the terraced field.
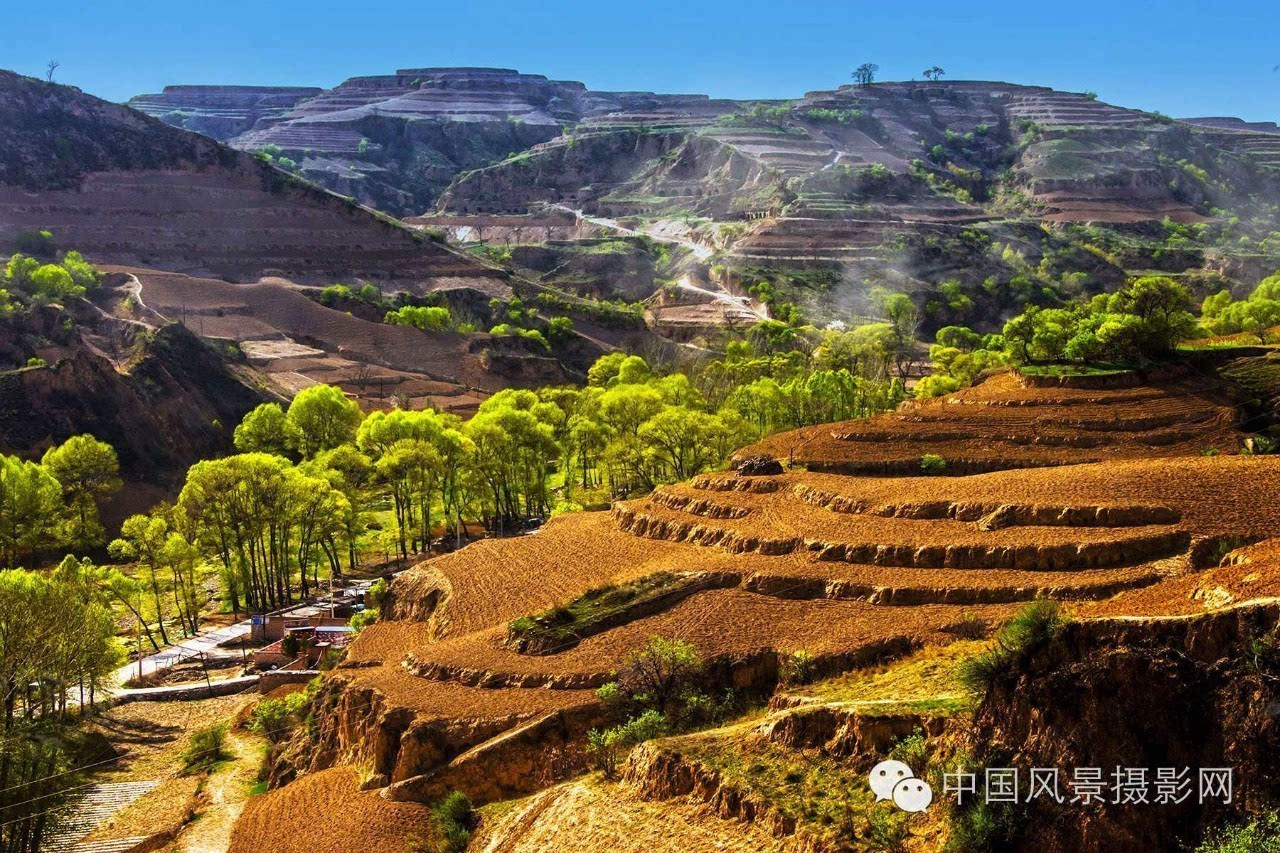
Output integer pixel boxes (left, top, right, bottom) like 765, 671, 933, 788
235, 365, 1280, 849
120, 266, 513, 409
744, 369, 1241, 472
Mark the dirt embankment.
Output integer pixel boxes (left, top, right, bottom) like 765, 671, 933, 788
968, 603, 1280, 851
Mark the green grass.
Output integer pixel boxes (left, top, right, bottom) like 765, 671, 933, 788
667, 726, 921, 850
1017, 363, 1134, 377
507, 571, 697, 652
957, 601, 1070, 695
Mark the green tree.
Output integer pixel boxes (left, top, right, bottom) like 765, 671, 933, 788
234, 403, 298, 455
286, 385, 362, 457
41, 435, 121, 550
29, 264, 82, 301
0, 454, 64, 568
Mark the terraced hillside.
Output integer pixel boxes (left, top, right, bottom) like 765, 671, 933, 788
131, 67, 736, 215
0, 70, 504, 290
430, 79, 1280, 328
236, 365, 1280, 849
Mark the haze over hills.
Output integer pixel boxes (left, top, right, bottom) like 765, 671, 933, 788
129, 67, 1280, 334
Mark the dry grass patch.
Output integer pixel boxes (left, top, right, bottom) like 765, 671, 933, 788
785, 639, 989, 717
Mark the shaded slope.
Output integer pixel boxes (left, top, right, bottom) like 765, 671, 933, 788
0, 69, 506, 289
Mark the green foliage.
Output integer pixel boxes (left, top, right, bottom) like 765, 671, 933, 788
385, 305, 454, 333
286, 385, 363, 457
248, 680, 319, 743
946, 801, 1023, 852
0, 453, 65, 568
546, 315, 574, 343
779, 649, 817, 686
180, 723, 228, 774
14, 229, 55, 256
1196, 813, 1280, 853
366, 577, 390, 610
234, 403, 297, 456
349, 608, 378, 632
41, 434, 121, 550
430, 791, 474, 853
920, 453, 948, 475
1200, 272, 1280, 343
507, 573, 691, 652
586, 709, 670, 778
958, 601, 1070, 695
489, 323, 549, 349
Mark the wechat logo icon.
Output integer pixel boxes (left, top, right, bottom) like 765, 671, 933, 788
869, 759, 933, 813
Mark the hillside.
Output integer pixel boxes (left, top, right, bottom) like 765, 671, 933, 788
0, 69, 504, 290
233, 364, 1280, 850
0, 70, 634, 411
129, 67, 734, 216
128, 69, 1280, 334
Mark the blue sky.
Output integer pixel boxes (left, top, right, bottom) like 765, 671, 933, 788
8, 0, 1278, 121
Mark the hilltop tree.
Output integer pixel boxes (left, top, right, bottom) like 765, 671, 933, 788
923, 66, 946, 81
41, 435, 121, 550
852, 63, 880, 87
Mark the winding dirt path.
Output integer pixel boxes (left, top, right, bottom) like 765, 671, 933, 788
169, 731, 263, 853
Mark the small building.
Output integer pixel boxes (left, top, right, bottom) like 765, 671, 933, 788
252, 624, 354, 669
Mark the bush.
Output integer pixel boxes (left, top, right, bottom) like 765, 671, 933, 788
431, 791, 474, 853
349, 608, 378, 632
280, 632, 301, 659
958, 601, 1069, 695
920, 453, 948, 475
1196, 813, 1280, 853
180, 723, 228, 773
587, 709, 670, 778
946, 801, 1023, 852
780, 649, 817, 686
366, 577, 390, 610
248, 698, 292, 742
888, 727, 928, 770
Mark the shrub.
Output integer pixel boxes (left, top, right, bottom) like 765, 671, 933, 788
248, 698, 292, 742
15, 230, 55, 256
1196, 813, 1280, 852
617, 636, 703, 713
920, 453, 948, 475
366, 577, 391, 610
280, 632, 301, 659
946, 801, 1023, 852
586, 709, 670, 778
780, 649, 817, 686
349, 608, 378, 632
958, 601, 1070, 695
431, 791, 474, 853
180, 723, 228, 773
547, 316, 575, 343
888, 727, 928, 770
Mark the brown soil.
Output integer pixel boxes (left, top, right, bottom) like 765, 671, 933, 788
227, 767, 433, 853
478, 775, 791, 852
234, 368, 1280, 848
741, 370, 1240, 472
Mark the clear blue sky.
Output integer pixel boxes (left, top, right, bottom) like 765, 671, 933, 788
8, 0, 1278, 121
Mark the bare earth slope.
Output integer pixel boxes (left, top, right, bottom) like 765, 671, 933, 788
0, 69, 506, 289
234, 365, 1280, 851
